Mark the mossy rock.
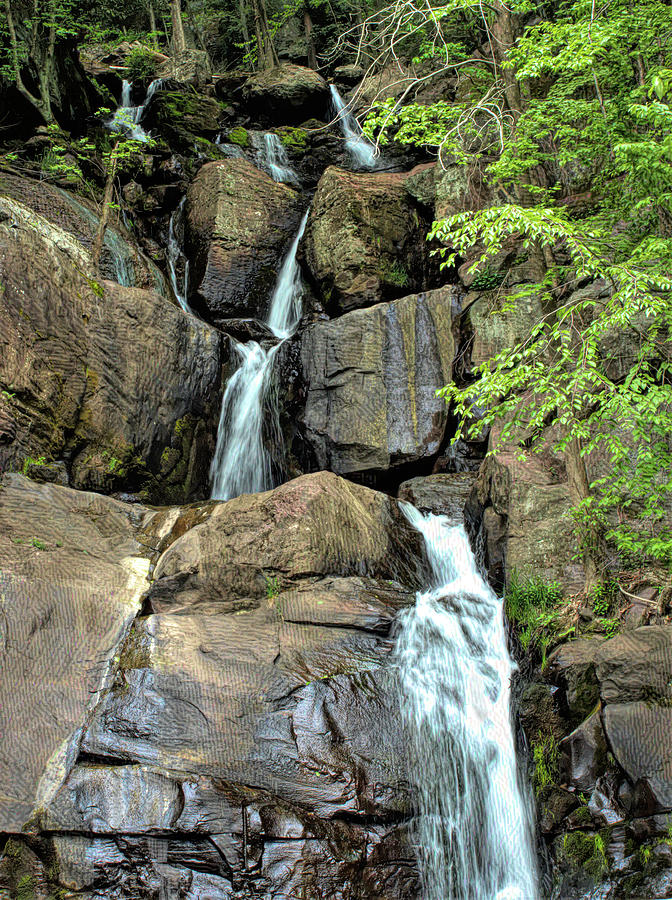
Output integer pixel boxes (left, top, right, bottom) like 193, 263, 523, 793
276, 126, 308, 152
227, 126, 250, 147
559, 828, 611, 879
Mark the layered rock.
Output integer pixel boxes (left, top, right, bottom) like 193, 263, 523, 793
0, 472, 424, 899
302, 166, 440, 315
0, 172, 167, 292
0, 195, 222, 502
185, 158, 303, 324
299, 287, 456, 478
242, 63, 329, 124
398, 472, 476, 522
523, 626, 672, 899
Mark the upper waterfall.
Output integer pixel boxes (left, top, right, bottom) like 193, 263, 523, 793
258, 132, 300, 185
108, 78, 166, 142
209, 211, 309, 501
329, 85, 380, 170
396, 506, 539, 900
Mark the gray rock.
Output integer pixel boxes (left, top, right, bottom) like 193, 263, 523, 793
300, 288, 455, 476
398, 472, 476, 522
561, 710, 608, 792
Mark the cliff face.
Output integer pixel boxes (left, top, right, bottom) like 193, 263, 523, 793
0, 57, 670, 900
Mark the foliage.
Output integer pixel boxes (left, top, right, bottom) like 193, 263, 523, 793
505, 571, 570, 664
531, 729, 559, 795
561, 830, 610, 879
125, 46, 158, 81
22, 455, 47, 474
265, 574, 280, 599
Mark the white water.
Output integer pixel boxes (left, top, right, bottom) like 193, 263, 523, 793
260, 133, 300, 184
396, 507, 538, 900
209, 211, 309, 500
167, 197, 190, 313
108, 78, 166, 142
329, 85, 380, 170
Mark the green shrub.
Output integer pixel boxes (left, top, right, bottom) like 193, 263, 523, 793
265, 575, 280, 599
125, 47, 158, 82
505, 571, 571, 664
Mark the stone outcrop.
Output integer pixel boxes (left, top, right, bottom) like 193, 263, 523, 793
0, 195, 222, 502
523, 625, 672, 899
298, 287, 456, 478
302, 166, 440, 315
242, 63, 329, 124
185, 158, 303, 324
398, 472, 476, 522
0, 472, 423, 899
0, 172, 167, 292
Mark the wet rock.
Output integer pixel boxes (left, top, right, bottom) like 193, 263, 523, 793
603, 703, 672, 811
0, 474, 154, 831
594, 626, 672, 704
588, 774, 627, 826
398, 472, 476, 522
0, 173, 166, 291
143, 88, 222, 150
561, 710, 608, 792
0, 196, 222, 502
546, 639, 603, 725
242, 63, 329, 124
185, 158, 303, 324
299, 288, 455, 478
302, 166, 440, 315
538, 786, 580, 834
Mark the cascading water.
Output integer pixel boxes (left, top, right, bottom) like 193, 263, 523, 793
259, 133, 300, 184
167, 197, 190, 313
329, 85, 380, 170
209, 210, 309, 500
108, 78, 166, 142
396, 506, 538, 900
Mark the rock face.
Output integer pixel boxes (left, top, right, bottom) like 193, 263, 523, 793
0, 195, 222, 502
523, 625, 672, 899
0, 472, 424, 899
398, 472, 476, 522
299, 288, 456, 478
0, 172, 167, 292
302, 166, 440, 315
186, 159, 303, 324
242, 63, 329, 124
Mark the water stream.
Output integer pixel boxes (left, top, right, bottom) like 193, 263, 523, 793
108, 78, 166, 142
329, 85, 380, 170
167, 197, 190, 313
209, 210, 309, 500
258, 132, 300, 184
396, 506, 539, 900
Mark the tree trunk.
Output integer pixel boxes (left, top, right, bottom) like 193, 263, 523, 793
238, 0, 250, 47
251, 0, 278, 69
4, 0, 53, 123
92, 147, 119, 273
304, 7, 316, 69
565, 437, 603, 591
170, 0, 187, 55
148, 2, 159, 48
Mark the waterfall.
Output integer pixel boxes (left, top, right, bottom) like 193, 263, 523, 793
209, 210, 309, 500
329, 85, 380, 170
167, 198, 190, 313
396, 506, 538, 900
108, 78, 166, 143
259, 133, 300, 184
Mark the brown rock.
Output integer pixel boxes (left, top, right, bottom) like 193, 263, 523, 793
243, 63, 329, 124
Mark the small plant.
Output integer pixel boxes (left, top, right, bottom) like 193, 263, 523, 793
531, 729, 560, 795
505, 571, 570, 658
471, 265, 505, 291
125, 47, 158, 82
265, 575, 280, 599
30, 538, 48, 550
1, 389, 16, 400
382, 259, 410, 288
591, 580, 617, 616
22, 455, 47, 475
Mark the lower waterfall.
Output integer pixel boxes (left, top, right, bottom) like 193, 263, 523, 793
209, 210, 309, 500
396, 505, 539, 900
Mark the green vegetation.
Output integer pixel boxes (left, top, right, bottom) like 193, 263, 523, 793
125, 46, 158, 81
531, 730, 560, 796
381, 259, 410, 289
278, 127, 308, 151
561, 830, 610, 879
265, 574, 280, 599
22, 456, 47, 475
505, 571, 571, 664
227, 126, 249, 147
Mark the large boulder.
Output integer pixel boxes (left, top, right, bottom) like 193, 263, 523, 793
185, 158, 303, 324
242, 63, 329, 124
0, 472, 424, 899
0, 195, 222, 502
302, 166, 440, 315
298, 288, 455, 478
0, 173, 167, 292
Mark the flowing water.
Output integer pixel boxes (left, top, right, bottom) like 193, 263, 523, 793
209, 210, 309, 500
396, 506, 538, 900
258, 133, 300, 184
167, 197, 190, 312
108, 78, 166, 142
329, 85, 380, 170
